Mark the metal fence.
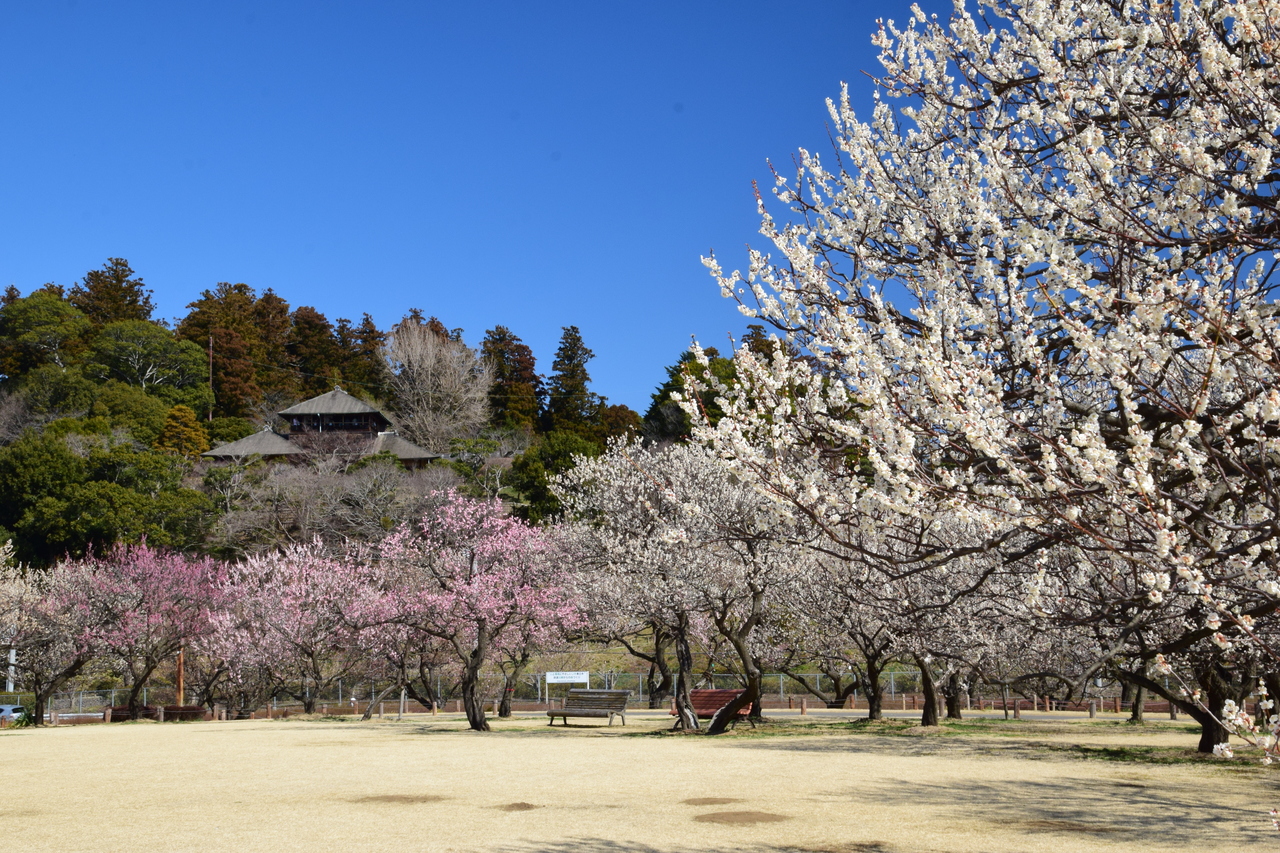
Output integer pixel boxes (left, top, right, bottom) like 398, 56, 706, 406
3, 666, 1153, 718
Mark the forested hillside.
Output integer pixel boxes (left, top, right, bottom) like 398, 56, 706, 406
0, 258, 659, 563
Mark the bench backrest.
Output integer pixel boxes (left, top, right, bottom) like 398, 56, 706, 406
688, 689, 748, 714
563, 689, 630, 711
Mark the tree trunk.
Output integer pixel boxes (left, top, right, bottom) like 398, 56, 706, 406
943, 670, 963, 720
914, 655, 940, 727
671, 616, 699, 732
708, 663, 761, 736
125, 661, 162, 720
862, 664, 884, 720
499, 664, 527, 718
460, 663, 489, 732
646, 631, 674, 709
361, 683, 401, 721
1129, 683, 1145, 723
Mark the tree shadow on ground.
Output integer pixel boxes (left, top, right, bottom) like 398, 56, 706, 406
843, 774, 1270, 849
494, 842, 896, 853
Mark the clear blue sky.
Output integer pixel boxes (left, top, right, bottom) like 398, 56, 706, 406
0, 0, 936, 412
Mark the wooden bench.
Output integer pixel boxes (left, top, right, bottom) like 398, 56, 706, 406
670, 689, 749, 720
546, 689, 630, 726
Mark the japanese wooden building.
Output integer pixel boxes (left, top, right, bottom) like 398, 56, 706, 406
203, 387, 439, 467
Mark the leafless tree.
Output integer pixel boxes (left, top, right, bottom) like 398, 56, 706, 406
382, 321, 492, 453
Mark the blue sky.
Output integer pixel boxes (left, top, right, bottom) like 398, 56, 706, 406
0, 0, 936, 412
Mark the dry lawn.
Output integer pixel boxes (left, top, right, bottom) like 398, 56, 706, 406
3, 710, 1275, 852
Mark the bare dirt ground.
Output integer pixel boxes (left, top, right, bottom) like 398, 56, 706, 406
3, 709, 1275, 853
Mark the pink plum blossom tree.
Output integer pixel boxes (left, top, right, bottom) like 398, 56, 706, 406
83, 544, 226, 719
379, 491, 580, 731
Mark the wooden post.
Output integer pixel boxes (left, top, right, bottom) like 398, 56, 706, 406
157, 706, 165, 723
378, 702, 384, 718
1114, 696, 1121, 713
1088, 701, 1096, 718
176, 646, 185, 707
456, 699, 462, 713
901, 695, 907, 711
432, 702, 438, 717
788, 696, 794, 709
1013, 702, 1020, 719
912, 695, 917, 710
800, 697, 807, 715
1169, 703, 1178, 720
493, 698, 499, 716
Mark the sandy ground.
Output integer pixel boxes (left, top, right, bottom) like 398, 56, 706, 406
3, 710, 1276, 853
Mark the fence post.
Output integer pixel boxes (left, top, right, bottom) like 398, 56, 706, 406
1088, 701, 1096, 718
378, 702, 384, 718
800, 697, 807, 715
1169, 702, 1178, 720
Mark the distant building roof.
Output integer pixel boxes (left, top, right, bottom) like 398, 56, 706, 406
201, 429, 304, 459
367, 431, 440, 462
279, 387, 385, 417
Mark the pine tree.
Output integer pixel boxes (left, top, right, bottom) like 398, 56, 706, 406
481, 325, 542, 432
542, 326, 598, 435
68, 258, 156, 325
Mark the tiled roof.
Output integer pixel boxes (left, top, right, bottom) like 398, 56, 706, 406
367, 431, 439, 461
278, 387, 385, 417
201, 429, 304, 458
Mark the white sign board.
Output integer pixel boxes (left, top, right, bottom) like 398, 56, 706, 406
545, 671, 590, 684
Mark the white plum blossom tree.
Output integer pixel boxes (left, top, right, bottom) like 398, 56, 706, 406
684, 0, 1280, 753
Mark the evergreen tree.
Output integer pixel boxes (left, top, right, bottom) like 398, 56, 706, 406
334, 313, 387, 397
68, 258, 155, 325
176, 283, 263, 418
0, 291, 93, 374
481, 325, 542, 432
153, 405, 210, 458
542, 325, 599, 435
287, 306, 341, 396
250, 289, 296, 399
642, 347, 736, 443
508, 430, 601, 524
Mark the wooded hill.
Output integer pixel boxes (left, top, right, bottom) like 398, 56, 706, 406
0, 258, 656, 563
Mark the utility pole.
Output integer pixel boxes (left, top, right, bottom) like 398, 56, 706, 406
208, 334, 214, 421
